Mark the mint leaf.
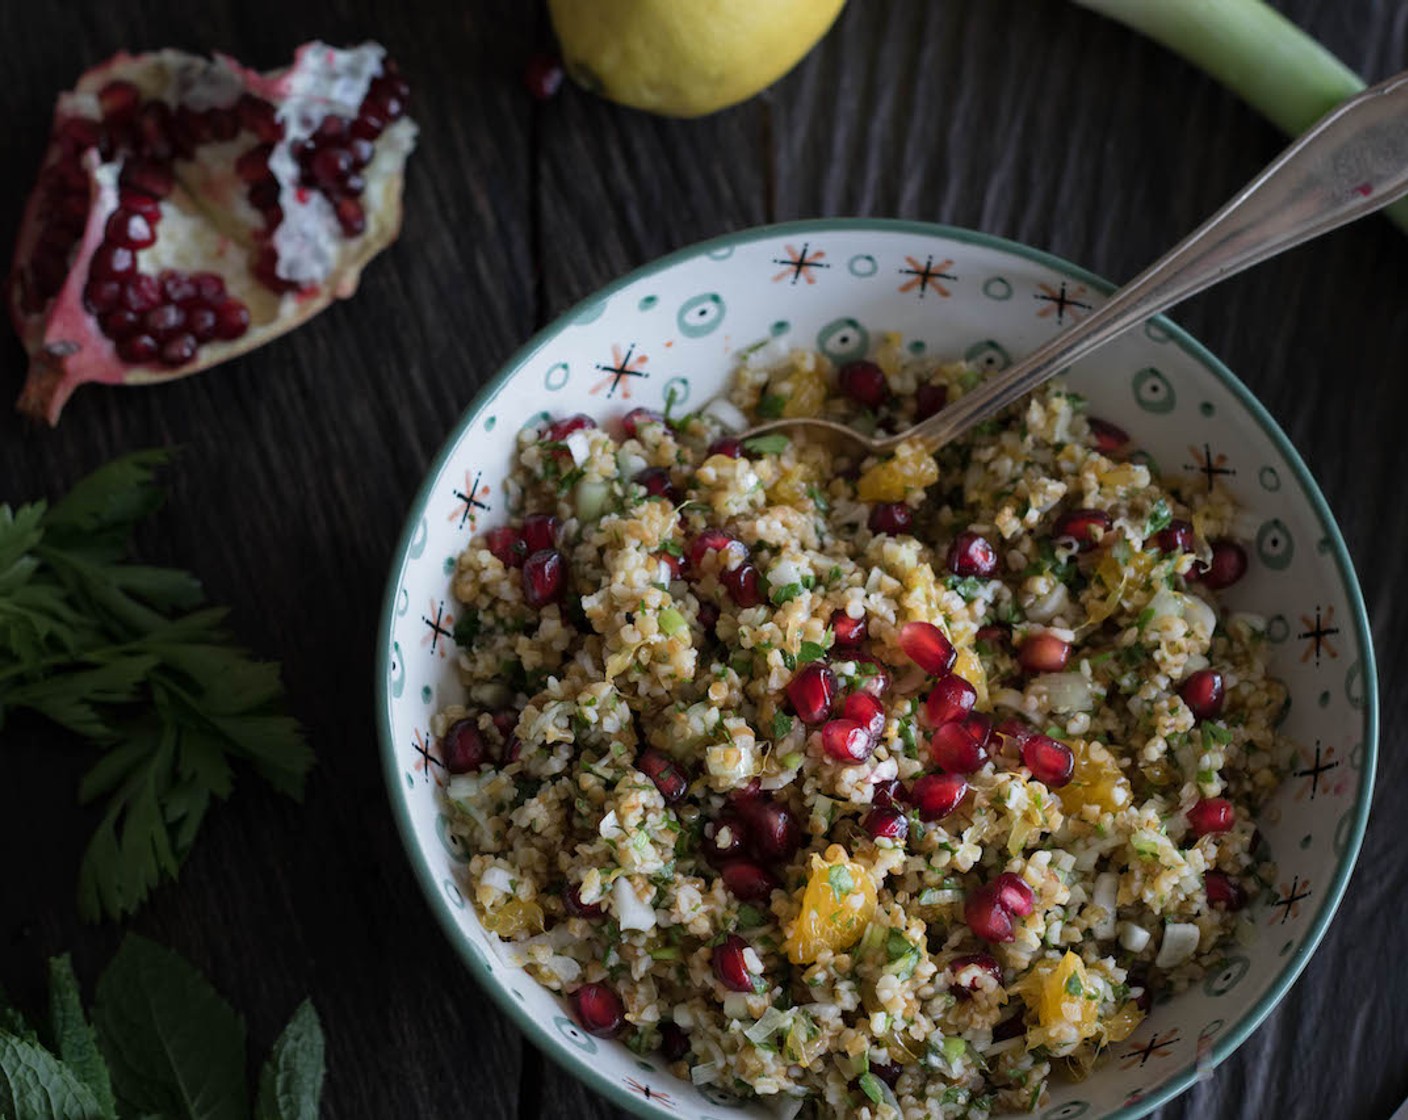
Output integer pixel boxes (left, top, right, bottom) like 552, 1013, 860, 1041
741, 434, 789, 455
0, 1033, 106, 1120
797, 640, 828, 664
93, 936, 247, 1120
0, 983, 36, 1044
254, 1001, 324, 1120
47, 956, 115, 1120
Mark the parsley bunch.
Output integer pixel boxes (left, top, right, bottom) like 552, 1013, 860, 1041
0, 451, 312, 921
0, 935, 323, 1120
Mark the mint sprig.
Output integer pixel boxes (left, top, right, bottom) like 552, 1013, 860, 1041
0, 452, 312, 920
0, 935, 323, 1120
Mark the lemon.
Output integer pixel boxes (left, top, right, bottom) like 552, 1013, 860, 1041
549, 0, 846, 118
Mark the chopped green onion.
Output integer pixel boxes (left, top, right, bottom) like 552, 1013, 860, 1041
659, 607, 687, 636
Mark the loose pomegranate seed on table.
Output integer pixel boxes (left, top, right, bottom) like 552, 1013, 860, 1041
1052, 508, 1113, 550
522, 548, 566, 606
842, 692, 886, 739
837, 359, 889, 408
720, 860, 779, 902
1194, 539, 1249, 589
868, 502, 913, 535
637, 747, 689, 803
829, 609, 868, 647
946, 531, 999, 577
821, 718, 875, 763
862, 805, 909, 842
786, 661, 838, 724
910, 772, 968, 820
1021, 734, 1075, 787
924, 673, 976, 727
1018, 631, 1071, 674
441, 719, 488, 774
712, 934, 759, 993
1187, 797, 1236, 837
572, 983, 626, 1037
898, 621, 956, 675
1180, 669, 1226, 720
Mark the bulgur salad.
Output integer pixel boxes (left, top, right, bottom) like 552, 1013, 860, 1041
434, 335, 1286, 1118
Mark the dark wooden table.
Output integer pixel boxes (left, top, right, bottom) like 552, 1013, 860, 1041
3, 2, 1404, 1117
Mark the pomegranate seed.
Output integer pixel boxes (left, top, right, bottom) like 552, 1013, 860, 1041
829, 610, 867, 648
962, 712, 993, 751
1018, 632, 1071, 674
976, 624, 1011, 649
121, 274, 161, 312
949, 952, 1002, 993
703, 813, 748, 863
993, 1013, 1026, 1041
660, 1022, 690, 1062
57, 116, 102, 154
1156, 518, 1196, 554
656, 550, 684, 580
992, 872, 1034, 916
191, 272, 225, 302
929, 721, 986, 775
869, 502, 913, 535
635, 466, 678, 502
871, 779, 906, 808
142, 304, 185, 339
117, 334, 158, 363
1205, 870, 1247, 911
707, 437, 744, 459
85, 280, 122, 314
334, 197, 366, 237
862, 805, 908, 843
1180, 669, 1225, 721
309, 145, 353, 189
352, 105, 388, 140
911, 772, 968, 820
523, 52, 566, 100
522, 549, 566, 606
1052, 508, 1112, 550
870, 1060, 902, 1088
90, 243, 135, 279
118, 190, 161, 221
738, 800, 800, 862
212, 299, 251, 341
1021, 734, 1075, 787
915, 382, 948, 421
344, 137, 373, 169
898, 621, 956, 675
1194, 540, 1248, 590
119, 158, 175, 199
622, 407, 663, 438
235, 144, 273, 183
98, 81, 140, 121
786, 662, 837, 724
721, 563, 763, 608
186, 305, 217, 342
851, 658, 891, 698
572, 983, 625, 1037
720, 860, 779, 902
159, 270, 198, 304
235, 94, 283, 142
562, 883, 605, 919
544, 413, 596, 442
312, 115, 349, 143
842, 692, 886, 739
637, 746, 689, 803
964, 885, 1015, 942
520, 514, 559, 553
996, 717, 1036, 747
1087, 417, 1129, 454
712, 935, 758, 993
947, 531, 999, 578
135, 102, 174, 159
207, 106, 240, 141
821, 718, 875, 764
1187, 797, 1235, 838
697, 602, 720, 638
687, 528, 741, 571
100, 308, 140, 339
924, 674, 976, 727
442, 718, 488, 773
837, 360, 889, 408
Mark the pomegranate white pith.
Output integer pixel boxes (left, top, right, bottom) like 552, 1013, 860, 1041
9, 41, 416, 425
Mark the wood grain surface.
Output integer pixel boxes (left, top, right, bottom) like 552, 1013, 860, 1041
1, 3, 1403, 1119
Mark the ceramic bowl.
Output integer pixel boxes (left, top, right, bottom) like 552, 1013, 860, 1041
377, 219, 1377, 1120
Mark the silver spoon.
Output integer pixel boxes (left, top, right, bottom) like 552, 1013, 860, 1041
736, 69, 1408, 455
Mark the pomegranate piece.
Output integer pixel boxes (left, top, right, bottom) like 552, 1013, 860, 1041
1180, 669, 1225, 721
947, 531, 999, 578
821, 718, 875, 764
898, 621, 956, 675
910, 772, 968, 821
572, 983, 625, 1037
915, 381, 947, 421
720, 860, 779, 902
442, 718, 488, 774
1087, 416, 1129, 454
1156, 518, 1196, 554
964, 885, 1015, 943
1021, 734, 1075, 787
520, 513, 560, 553
735, 798, 801, 862
621, 406, 663, 438
1018, 631, 1071, 674
1052, 508, 1113, 550
484, 525, 525, 567
563, 883, 605, 920
659, 1022, 690, 1062
871, 778, 906, 808
837, 359, 889, 408
9, 41, 417, 424
708, 436, 745, 459
862, 806, 909, 843
721, 562, 763, 608
991, 872, 1034, 916
1205, 869, 1248, 911
924, 674, 976, 728
949, 952, 1002, 994
712, 934, 759, 993
522, 548, 566, 606
829, 609, 868, 648
786, 662, 838, 724
1194, 539, 1249, 590
842, 692, 886, 739
637, 746, 689, 803
1187, 797, 1235, 838
703, 813, 748, 864
687, 528, 743, 572
929, 720, 986, 775
868, 502, 913, 535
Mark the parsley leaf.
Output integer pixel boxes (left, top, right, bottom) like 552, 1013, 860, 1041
797, 640, 828, 664
771, 711, 795, 740
0, 452, 311, 921
453, 609, 481, 648
770, 582, 804, 606
1145, 498, 1172, 537
756, 394, 786, 420
828, 865, 855, 897
857, 1071, 883, 1105
742, 434, 790, 455
1064, 972, 1084, 997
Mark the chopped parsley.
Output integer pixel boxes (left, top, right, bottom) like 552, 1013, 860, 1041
453, 608, 481, 647
771, 582, 804, 606
1145, 498, 1172, 536
857, 1072, 884, 1105
1065, 972, 1084, 997
742, 433, 790, 455
828, 865, 855, 897
772, 711, 795, 740
945, 574, 986, 600
757, 393, 787, 419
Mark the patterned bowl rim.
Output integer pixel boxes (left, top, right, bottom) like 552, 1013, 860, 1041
375, 217, 1378, 1120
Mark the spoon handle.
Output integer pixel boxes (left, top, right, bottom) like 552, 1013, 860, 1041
893, 68, 1408, 454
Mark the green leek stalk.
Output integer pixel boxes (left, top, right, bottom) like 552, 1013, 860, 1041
1073, 0, 1408, 232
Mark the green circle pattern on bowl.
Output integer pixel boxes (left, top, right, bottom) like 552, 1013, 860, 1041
377, 220, 1377, 1120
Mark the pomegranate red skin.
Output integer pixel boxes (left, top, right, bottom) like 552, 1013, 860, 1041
712, 934, 758, 993
572, 983, 625, 1037
786, 662, 838, 724
898, 621, 956, 675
